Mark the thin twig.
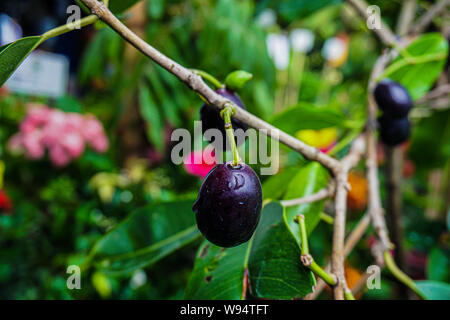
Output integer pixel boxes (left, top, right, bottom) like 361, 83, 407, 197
330, 136, 366, 299
366, 53, 393, 251
280, 183, 335, 207
305, 213, 371, 300
345, 0, 397, 46
366, 52, 427, 300
410, 0, 450, 34
416, 84, 450, 104
396, 0, 417, 36
80, 0, 341, 172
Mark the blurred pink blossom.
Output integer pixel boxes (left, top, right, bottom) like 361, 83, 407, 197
8, 104, 109, 167
183, 149, 216, 179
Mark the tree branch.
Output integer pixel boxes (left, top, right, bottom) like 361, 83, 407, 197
396, 0, 417, 36
366, 53, 393, 251
345, 0, 397, 46
330, 136, 366, 299
80, 0, 341, 172
410, 0, 450, 34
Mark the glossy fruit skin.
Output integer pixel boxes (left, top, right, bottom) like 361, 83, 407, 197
200, 88, 248, 149
374, 79, 412, 118
378, 115, 411, 146
193, 161, 262, 247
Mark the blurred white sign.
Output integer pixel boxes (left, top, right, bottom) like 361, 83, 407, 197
5, 50, 69, 98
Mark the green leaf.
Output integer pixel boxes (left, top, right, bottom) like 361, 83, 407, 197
426, 248, 450, 283
138, 83, 164, 151
109, 0, 140, 14
248, 202, 314, 299
90, 200, 200, 275
408, 109, 450, 170
262, 166, 301, 200
145, 67, 181, 126
185, 202, 314, 299
185, 241, 249, 300
147, 0, 165, 19
56, 96, 83, 113
270, 103, 345, 135
415, 281, 450, 300
276, 0, 342, 22
225, 70, 253, 91
282, 162, 330, 245
0, 36, 42, 87
381, 33, 448, 100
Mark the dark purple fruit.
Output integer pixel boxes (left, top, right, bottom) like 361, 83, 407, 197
374, 79, 412, 118
193, 161, 262, 247
378, 115, 411, 146
200, 88, 248, 149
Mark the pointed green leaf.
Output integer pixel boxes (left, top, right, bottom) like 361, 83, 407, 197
185, 241, 249, 300
0, 36, 42, 86
262, 166, 301, 200
270, 103, 345, 135
282, 162, 330, 246
248, 202, 314, 299
381, 33, 448, 100
415, 281, 450, 300
90, 200, 200, 275
186, 202, 314, 300
225, 70, 253, 91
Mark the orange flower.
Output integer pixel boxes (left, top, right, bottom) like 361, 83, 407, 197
347, 172, 367, 211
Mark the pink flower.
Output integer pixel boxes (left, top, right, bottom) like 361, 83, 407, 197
26, 104, 51, 126
22, 130, 45, 159
49, 145, 72, 167
82, 116, 104, 140
183, 150, 216, 179
60, 130, 85, 158
7, 104, 109, 167
89, 134, 109, 153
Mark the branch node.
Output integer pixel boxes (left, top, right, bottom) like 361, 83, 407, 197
300, 254, 313, 267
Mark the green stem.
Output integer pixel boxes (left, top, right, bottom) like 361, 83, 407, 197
297, 215, 309, 255
320, 212, 334, 225
297, 215, 337, 286
192, 69, 224, 89
383, 250, 427, 299
41, 15, 98, 42
309, 260, 337, 286
222, 107, 241, 166
344, 290, 356, 300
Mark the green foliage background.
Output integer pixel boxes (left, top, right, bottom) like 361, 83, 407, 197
0, 0, 449, 299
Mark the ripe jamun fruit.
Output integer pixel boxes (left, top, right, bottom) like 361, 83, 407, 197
378, 115, 411, 146
374, 79, 412, 118
193, 161, 262, 247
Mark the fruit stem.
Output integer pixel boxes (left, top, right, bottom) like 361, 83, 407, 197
41, 15, 98, 42
221, 105, 241, 166
383, 250, 427, 299
296, 215, 337, 286
192, 69, 224, 90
